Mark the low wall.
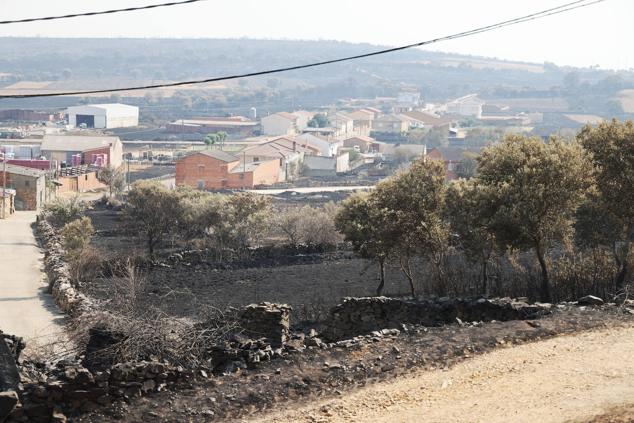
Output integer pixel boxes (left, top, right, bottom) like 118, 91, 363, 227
35, 216, 91, 316
321, 296, 551, 341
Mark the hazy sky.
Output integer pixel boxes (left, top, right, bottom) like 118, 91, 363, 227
0, 0, 631, 69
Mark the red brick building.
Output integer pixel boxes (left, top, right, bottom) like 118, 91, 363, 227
176, 150, 279, 190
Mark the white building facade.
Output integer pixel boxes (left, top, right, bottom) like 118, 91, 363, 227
67, 103, 139, 129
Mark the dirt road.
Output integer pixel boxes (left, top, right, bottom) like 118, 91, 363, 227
0, 212, 65, 353
254, 325, 634, 423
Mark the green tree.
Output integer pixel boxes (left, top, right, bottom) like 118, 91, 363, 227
308, 113, 330, 128
577, 119, 634, 289
335, 193, 395, 296
98, 166, 125, 197
454, 153, 478, 179
445, 179, 495, 293
371, 159, 448, 297
477, 135, 593, 302
125, 181, 182, 257
204, 133, 218, 149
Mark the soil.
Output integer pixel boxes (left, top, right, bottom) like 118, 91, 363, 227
253, 324, 634, 423
75, 306, 634, 422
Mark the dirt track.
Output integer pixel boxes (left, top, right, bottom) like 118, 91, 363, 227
253, 325, 634, 423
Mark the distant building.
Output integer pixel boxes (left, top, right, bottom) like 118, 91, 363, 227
399, 110, 453, 129
372, 114, 410, 134
0, 163, 48, 211
175, 150, 279, 190
394, 90, 422, 113
260, 112, 299, 136
165, 116, 258, 136
445, 95, 484, 119
291, 111, 314, 131
242, 137, 311, 181
302, 153, 350, 177
347, 109, 376, 136
327, 112, 355, 138
66, 103, 139, 129
343, 136, 382, 153
0, 109, 64, 123
296, 133, 340, 157
41, 135, 124, 169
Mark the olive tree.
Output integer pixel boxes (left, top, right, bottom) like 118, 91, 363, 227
98, 166, 125, 197
371, 158, 448, 297
577, 119, 634, 289
335, 193, 395, 296
445, 179, 495, 294
125, 181, 183, 257
477, 135, 593, 302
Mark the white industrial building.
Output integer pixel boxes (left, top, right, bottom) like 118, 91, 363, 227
66, 103, 139, 129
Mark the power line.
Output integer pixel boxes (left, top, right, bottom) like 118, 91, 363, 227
0, 0, 608, 99
0, 0, 209, 25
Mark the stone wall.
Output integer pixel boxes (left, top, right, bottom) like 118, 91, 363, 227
321, 297, 551, 341
239, 303, 291, 347
8, 361, 187, 422
36, 216, 91, 316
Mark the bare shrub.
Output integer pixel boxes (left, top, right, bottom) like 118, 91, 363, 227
44, 195, 86, 227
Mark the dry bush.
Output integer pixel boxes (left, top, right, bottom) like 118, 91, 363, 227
44, 195, 86, 227
68, 262, 241, 367
275, 203, 342, 249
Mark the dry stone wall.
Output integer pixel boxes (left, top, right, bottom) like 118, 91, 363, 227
35, 216, 91, 316
321, 296, 552, 341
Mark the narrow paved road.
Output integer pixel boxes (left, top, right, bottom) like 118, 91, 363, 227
0, 211, 65, 354
254, 325, 634, 423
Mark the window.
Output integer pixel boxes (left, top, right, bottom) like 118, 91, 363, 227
198, 165, 205, 174
85, 175, 88, 181
24, 180, 30, 187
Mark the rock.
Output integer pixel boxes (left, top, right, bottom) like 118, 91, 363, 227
0, 390, 19, 421
577, 295, 604, 306
51, 411, 68, 423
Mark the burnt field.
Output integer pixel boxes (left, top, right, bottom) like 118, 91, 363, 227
83, 195, 425, 322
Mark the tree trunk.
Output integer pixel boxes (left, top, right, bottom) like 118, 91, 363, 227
535, 244, 551, 303
376, 259, 386, 297
399, 257, 416, 298
613, 242, 629, 291
148, 234, 155, 258
481, 259, 488, 295
616, 260, 628, 291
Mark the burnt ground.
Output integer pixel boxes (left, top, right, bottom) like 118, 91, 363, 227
75, 306, 634, 422
83, 202, 434, 323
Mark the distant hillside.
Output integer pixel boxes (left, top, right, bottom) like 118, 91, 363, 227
0, 38, 632, 121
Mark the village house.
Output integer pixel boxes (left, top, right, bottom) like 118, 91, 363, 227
295, 133, 340, 157
41, 135, 124, 169
0, 163, 48, 211
399, 110, 453, 130
291, 111, 314, 131
242, 137, 312, 181
445, 94, 484, 118
347, 109, 376, 136
175, 150, 280, 190
371, 114, 410, 134
302, 153, 350, 177
327, 112, 355, 138
342, 135, 382, 153
260, 112, 299, 136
